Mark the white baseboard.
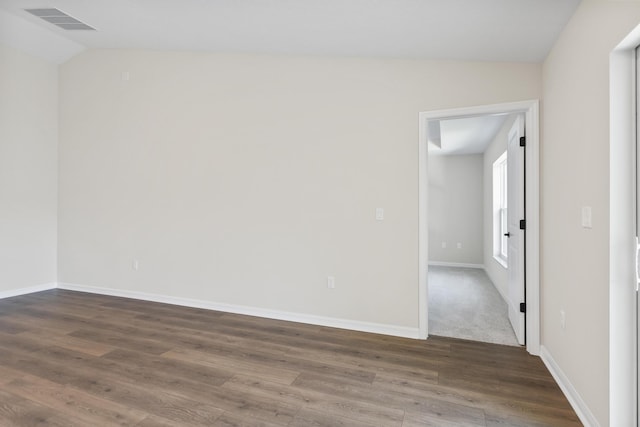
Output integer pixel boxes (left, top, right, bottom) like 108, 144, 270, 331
491, 282, 509, 307
0, 282, 57, 300
484, 267, 509, 305
430, 262, 510, 316
57, 282, 420, 339
540, 345, 600, 427
428, 261, 484, 269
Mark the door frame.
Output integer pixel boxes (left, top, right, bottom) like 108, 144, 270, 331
418, 100, 540, 355
610, 24, 640, 427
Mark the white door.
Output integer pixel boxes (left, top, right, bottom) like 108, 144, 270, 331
507, 115, 526, 345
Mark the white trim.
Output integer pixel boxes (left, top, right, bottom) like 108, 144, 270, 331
419, 100, 540, 355
540, 346, 600, 427
57, 282, 420, 339
524, 101, 541, 356
610, 24, 640, 427
493, 150, 509, 265
428, 261, 484, 269
418, 121, 429, 339
0, 282, 57, 299
492, 255, 508, 269
484, 267, 509, 305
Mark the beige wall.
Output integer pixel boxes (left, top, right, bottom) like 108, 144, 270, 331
428, 153, 483, 265
483, 115, 516, 300
542, 1, 640, 424
58, 49, 541, 330
0, 43, 58, 293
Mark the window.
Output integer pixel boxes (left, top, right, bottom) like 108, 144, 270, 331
493, 151, 508, 267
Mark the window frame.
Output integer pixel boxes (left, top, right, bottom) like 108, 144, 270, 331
493, 151, 508, 267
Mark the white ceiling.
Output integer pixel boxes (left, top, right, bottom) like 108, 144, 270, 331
0, 0, 580, 64
0, 1, 574, 152
428, 115, 510, 156
0, 9, 83, 63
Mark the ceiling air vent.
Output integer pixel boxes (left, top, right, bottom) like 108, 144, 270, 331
25, 8, 95, 30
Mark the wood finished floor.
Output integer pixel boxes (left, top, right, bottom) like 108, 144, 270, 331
0, 290, 580, 427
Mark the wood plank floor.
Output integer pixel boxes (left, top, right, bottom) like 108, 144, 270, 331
0, 289, 580, 426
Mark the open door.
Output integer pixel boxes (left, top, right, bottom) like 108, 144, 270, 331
507, 115, 526, 345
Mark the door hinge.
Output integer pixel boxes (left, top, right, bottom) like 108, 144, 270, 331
520, 303, 526, 313
519, 219, 526, 230
519, 136, 526, 147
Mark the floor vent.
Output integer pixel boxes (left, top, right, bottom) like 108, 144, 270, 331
24, 8, 95, 31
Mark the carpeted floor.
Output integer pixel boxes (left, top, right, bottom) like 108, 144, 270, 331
428, 265, 519, 346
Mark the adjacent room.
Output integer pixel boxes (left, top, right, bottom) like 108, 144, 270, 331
427, 113, 520, 347
2, 0, 640, 426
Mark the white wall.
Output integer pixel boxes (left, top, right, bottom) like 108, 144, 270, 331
483, 115, 516, 299
58, 49, 541, 333
0, 43, 58, 294
428, 153, 483, 265
542, 1, 640, 424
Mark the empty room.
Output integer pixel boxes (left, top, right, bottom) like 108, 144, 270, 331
2, 0, 640, 426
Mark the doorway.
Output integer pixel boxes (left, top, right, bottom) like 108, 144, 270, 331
610, 26, 640, 426
426, 113, 521, 346
418, 100, 540, 356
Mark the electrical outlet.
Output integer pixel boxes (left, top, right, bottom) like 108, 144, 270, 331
560, 310, 566, 329
457, 242, 462, 249
327, 276, 335, 289
441, 242, 446, 249
133, 259, 139, 271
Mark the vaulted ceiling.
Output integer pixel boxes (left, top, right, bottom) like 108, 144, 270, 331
0, 0, 580, 64
0, 0, 580, 153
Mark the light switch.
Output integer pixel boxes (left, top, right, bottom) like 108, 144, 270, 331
375, 208, 384, 221
581, 206, 592, 229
